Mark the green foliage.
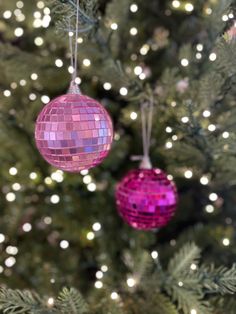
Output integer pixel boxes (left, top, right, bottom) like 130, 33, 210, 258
55, 288, 89, 313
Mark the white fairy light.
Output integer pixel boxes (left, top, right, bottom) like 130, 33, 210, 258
209, 53, 217, 61
3, 10, 12, 19
87, 231, 95, 240
178, 281, 183, 287
140, 44, 149, 55
55, 59, 63, 68
127, 277, 136, 287
110, 23, 118, 30
209, 193, 218, 202
181, 116, 189, 123
29, 172, 37, 180
47, 298, 54, 306
184, 170, 193, 179
130, 4, 138, 12
165, 141, 173, 149
111, 292, 119, 300
4, 90, 11, 97
60, 240, 69, 249
0, 234, 6, 243
190, 263, 197, 270
167, 174, 173, 180
44, 216, 52, 225
172, 0, 180, 8
222, 132, 229, 139
6, 192, 16, 202
222, 14, 228, 22
222, 238, 230, 246
19, 79, 26, 86
80, 169, 89, 176
92, 222, 101, 232
31, 73, 38, 81
87, 183, 97, 192
95, 281, 103, 289
181, 58, 189, 67
166, 127, 173, 133
200, 176, 209, 185
196, 44, 203, 51
139, 73, 146, 80
0, 266, 3, 273
12, 183, 21, 191
68, 66, 74, 74
33, 19, 42, 28
196, 53, 202, 60
185, 3, 194, 12
51, 170, 64, 183
96, 271, 103, 279
6, 246, 18, 255
22, 223, 32, 232
83, 175, 92, 184
120, 87, 128, 96
205, 205, 214, 213
9, 167, 18, 176
208, 124, 216, 132
42, 15, 51, 28
203, 110, 211, 118
134, 66, 142, 75
29, 93, 37, 101
77, 37, 83, 43
151, 251, 158, 259
191, 310, 197, 314
103, 82, 112, 90
50, 195, 60, 204
34, 37, 44, 46
75, 77, 81, 84
14, 27, 24, 37
130, 27, 138, 36
5, 257, 16, 268
83, 59, 91, 67
45, 177, 53, 185
172, 135, 178, 141
41, 95, 50, 104
101, 265, 108, 272
130, 112, 138, 120
44, 7, 50, 15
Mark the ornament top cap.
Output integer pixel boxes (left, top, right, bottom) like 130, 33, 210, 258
139, 156, 152, 169
68, 80, 81, 95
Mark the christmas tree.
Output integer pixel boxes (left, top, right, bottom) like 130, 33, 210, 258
0, 0, 236, 313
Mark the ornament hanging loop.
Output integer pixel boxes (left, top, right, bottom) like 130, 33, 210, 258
140, 97, 154, 169
68, 0, 80, 94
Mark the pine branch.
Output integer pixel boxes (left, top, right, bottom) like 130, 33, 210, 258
55, 288, 89, 314
153, 293, 179, 314
167, 242, 201, 277
0, 288, 46, 314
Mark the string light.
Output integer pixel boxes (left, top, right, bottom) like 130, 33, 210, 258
55, 59, 63, 68
184, 170, 193, 179
222, 132, 229, 139
151, 251, 158, 259
172, 0, 180, 8
9, 167, 18, 176
196, 44, 203, 51
111, 292, 119, 300
77, 37, 83, 43
3, 10, 12, 19
127, 277, 136, 287
6, 246, 18, 255
37, 1, 45, 9
87, 183, 97, 192
191, 310, 197, 314
14, 27, 24, 37
101, 265, 108, 272
83, 175, 92, 184
44, 216, 52, 225
181, 58, 189, 67
203, 110, 211, 118
165, 141, 173, 149
120, 87, 128, 96
29, 172, 37, 180
185, 3, 194, 12
96, 271, 103, 279
51, 170, 64, 183
29, 93, 37, 101
60, 240, 69, 249
45, 177, 53, 185
208, 124, 216, 132
83, 59, 91, 67
6, 192, 16, 202
166, 127, 173, 133
92, 222, 101, 232
209, 53, 217, 61
130, 4, 138, 12
34, 37, 44, 46
5, 257, 16, 268
205, 205, 214, 213
0, 234, 6, 243
200, 176, 209, 185
222, 238, 230, 246
196, 53, 202, 60
140, 44, 150, 55
222, 15, 228, 22
209, 193, 218, 202
190, 263, 197, 270
181, 116, 189, 123
22, 223, 32, 232
130, 112, 138, 120
19, 79, 26, 86
110, 23, 118, 30
41, 95, 50, 104
12, 183, 21, 191
50, 194, 60, 204
4, 90, 11, 97
103, 82, 112, 90
95, 281, 103, 289
134, 66, 142, 75
130, 27, 138, 36
87, 231, 95, 240
47, 298, 54, 307
178, 281, 183, 287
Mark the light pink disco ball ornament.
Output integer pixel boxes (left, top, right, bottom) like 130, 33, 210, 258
35, 84, 113, 172
116, 168, 178, 231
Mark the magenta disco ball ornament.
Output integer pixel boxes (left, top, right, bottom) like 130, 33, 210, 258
116, 168, 178, 231
35, 90, 113, 173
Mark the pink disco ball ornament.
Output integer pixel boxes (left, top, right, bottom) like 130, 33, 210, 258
35, 89, 113, 173
116, 168, 178, 231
